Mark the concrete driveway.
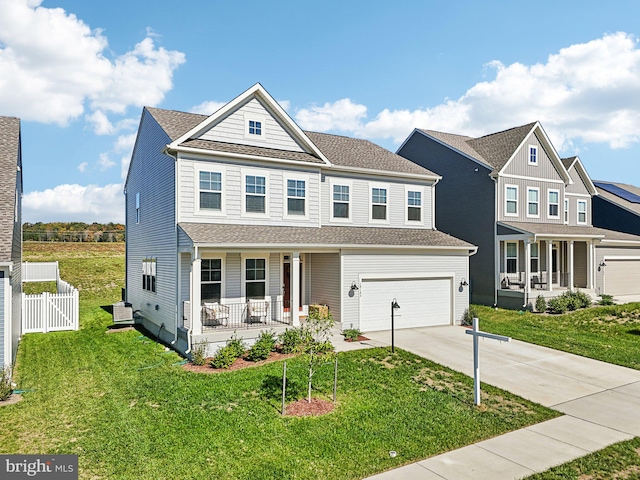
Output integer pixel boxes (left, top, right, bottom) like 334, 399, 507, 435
363, 325, 640, 480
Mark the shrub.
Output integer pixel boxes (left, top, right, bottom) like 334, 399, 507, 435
342, 328, 362, 341
278, 327, 304, 354
0, 366, 12, 401
210, 345, 238, 369
599, 294, 615, 306
191, 342, 208, 366
247, 330, 276, 362
462, 306, 479, 326
547, 296, 569, 314
547, 290, 593, 314
535, 295, 547, 313
226, 333, 246, 358
572, 290, 593, 309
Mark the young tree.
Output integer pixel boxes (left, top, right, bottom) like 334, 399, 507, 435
299, 305, 335, 403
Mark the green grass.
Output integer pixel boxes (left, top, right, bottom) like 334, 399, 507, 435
476, 303, 640, 370
0, 243, 559, 479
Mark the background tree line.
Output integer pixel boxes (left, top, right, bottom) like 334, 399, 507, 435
23, 222, 125, 242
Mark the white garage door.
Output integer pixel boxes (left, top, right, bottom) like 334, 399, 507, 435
359, 277, 451, 332
604, 259, 640, 296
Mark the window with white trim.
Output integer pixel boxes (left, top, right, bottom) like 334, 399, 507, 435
529, 146, 538, 165
564, 198, 569, 224
407, 190, 422, 222
245, 258, 266, 299
287, 179, 306, 216
548, 189, 560, 218
199, 171, 222, 211
530, 243, 539, 272
135, 192, 140, 224
527, 187, 539, 217
201, 258, 222, 303
248, 120, 262, 136
505, 185, 518, 216
371, 187, 387, 220
577, 200, 587, 224
245, 175, 266, 213
332, 184, 350, 219
142, 257, 156, 293
244, 113, 265, 139
506, 242, 518, 274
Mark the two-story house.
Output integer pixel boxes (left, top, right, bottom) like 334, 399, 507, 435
125, 84, 475, 356
592, 181, 640, 237
0, 116, 23, 370
398, 122, 640, 309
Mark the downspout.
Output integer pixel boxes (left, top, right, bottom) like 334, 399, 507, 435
168, 147, 179, 346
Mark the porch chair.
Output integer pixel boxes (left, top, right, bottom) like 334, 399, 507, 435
247, 299, 269, 324
202, 302, 230, 327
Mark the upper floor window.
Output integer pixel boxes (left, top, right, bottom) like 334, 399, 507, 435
245, 258, 266, 299
287, 179, 306, 216
201, 258, 222, 303
371, 187, 387, 221
505, 185, 518, 216
577, 200, 587, 224
548, 189, 560, 219
407, 190, 422, 222
529, 146, 538, 165
135, 192, 140, 224
332, 184, 350, 219
142, 257, 156, 293
564, 198, 569, 224
248, 120, 262, 136
246, 175, 266, 214
527, 187, 539, 217
244, 113, 265, 139
199, 171, 222, 211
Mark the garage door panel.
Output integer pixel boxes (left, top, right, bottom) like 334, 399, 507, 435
605, 259, 640, 296
360, 278, 451, 332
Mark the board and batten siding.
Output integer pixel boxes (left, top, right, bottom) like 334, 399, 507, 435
341, 250, 469, 330
125, 109, 178, 343
502, 133, 564, 181
177, 157, 321, 227
308, 253, 341, 324
320, 174, 434, 229
198, 98, 305, 152
574, 241, 588, 288
565, 167, 590, 195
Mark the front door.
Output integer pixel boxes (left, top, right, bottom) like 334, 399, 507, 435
552, 246, 558, 285
283, 261, 303, 311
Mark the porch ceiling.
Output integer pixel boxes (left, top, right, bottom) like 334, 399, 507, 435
178, 223, 475, 250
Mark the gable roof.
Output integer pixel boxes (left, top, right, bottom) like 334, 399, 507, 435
417, 122, 572, 183
594, 180, 640, 217
0, 116, 21, 262
561, 156, 597, 195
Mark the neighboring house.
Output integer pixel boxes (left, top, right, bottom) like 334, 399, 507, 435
125, 84, 476, 356
398, 122, 640, 309
592, 180, 640, 236
0, 117, 22, 369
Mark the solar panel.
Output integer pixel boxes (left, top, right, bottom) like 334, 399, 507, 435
594, 181, 640, 204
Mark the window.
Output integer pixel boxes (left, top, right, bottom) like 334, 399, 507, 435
371, 187, 387, 220
577, 200, 587, 224
506, 242, 518, 274
527, 188, 539, 217
529, 146, 538, 165
564, 198, 569, 224
135, 193, 140, 224
199, 171, 222, 210
505, 185, 518, 215
407, 190, 422, 222
142, 257, 156, 293
548, 190, 560, 218
201, 259, 222, 303
245, 258, 266, 299
245, 175, 266, 213
332, 184, 350, 219
530, 243, 539, 272
287, 179, 306, 216
248, 120, 262, 136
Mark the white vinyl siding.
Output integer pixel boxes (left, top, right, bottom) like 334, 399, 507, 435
308, 253, 341, 324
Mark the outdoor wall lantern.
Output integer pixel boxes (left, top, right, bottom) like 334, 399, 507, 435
599, 261, 607, 268
350, 281, 359, 292
460, 278, 469, 287
391, 298, 400, 353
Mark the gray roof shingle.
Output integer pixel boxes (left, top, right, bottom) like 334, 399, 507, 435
499, 221, 640, 242
179, 223, 474, 249
0, 116, 20, 262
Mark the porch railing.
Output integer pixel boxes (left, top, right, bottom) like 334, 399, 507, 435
182, 300, 293, 331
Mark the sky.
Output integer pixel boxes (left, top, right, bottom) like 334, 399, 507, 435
4, 0, 640, 223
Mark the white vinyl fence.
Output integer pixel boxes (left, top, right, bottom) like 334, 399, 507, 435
21, 262, 79, 333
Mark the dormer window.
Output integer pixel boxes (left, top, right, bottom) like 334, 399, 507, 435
529, 146, 538, 165
248, 120, 262, 136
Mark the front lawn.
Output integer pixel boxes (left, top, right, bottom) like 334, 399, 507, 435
476, 303, 640, 370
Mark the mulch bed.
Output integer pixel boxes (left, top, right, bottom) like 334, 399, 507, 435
345, 335, 369, 342
0, 393, 22, 407
182, 350, 297, 374
284, 398, 336, 416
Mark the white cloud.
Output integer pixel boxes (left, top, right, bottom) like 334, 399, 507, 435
86, 110, 114, 135
189, 100, 227, 115
77, 162, 88, 173
23, 183, 124, 223
98, 153, 115, 171
296, 32, 640, 153
0, 0, 185, 126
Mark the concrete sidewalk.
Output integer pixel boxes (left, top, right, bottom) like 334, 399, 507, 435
362, 326, 640, 480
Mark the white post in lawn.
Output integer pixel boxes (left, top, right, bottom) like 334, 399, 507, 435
292, 251, 301, 327
465, 317, 511, 406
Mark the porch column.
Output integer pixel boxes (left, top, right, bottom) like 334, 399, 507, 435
547, 241, 553, 292
589, 240, 595, 289
568, 241, 575, 291
524, 240, 531, 304
291, 251, 301, 327
191, 258, 202, 335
